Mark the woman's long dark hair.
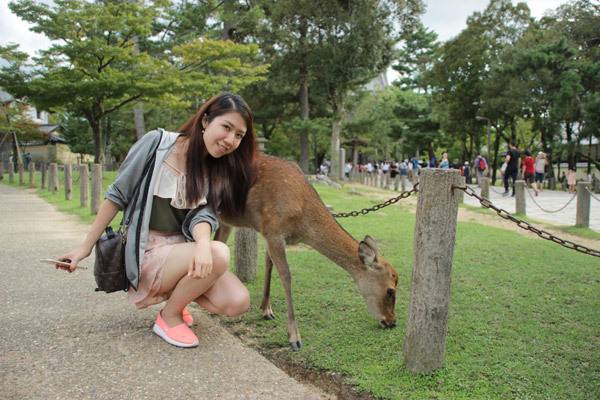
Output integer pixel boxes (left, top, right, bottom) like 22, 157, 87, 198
178, 92, 257, 218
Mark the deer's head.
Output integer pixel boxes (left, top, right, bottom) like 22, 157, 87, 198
354, 236, 398, 329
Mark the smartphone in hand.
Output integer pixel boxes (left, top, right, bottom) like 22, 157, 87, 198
39, 259, 87, 270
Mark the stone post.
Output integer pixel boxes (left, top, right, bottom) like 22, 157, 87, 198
28, 163, 35, 188
575, 181, 591, 228
18, 163, 24, 185
49, 163, 59, 193
8, 163, 14, 183
515, 180, 525, 215
64, 164, 72, 200
404, 169, 462, 374
235, 228, 258, 282
480, 177, 490, 201
80, 164, 89, 207
91, 164, 102, 214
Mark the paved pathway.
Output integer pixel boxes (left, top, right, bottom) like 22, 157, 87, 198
0, 184, 329, 400
463, 184, 600, 232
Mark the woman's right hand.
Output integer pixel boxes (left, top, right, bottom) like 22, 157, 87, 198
57, 247, 92, 273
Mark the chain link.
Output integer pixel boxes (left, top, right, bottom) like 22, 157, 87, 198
525, 186, 577, 213
585, 186, 600, 203
332, 184, 419, 218
455, 185, 600, 258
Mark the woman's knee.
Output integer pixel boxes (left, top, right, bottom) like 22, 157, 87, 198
210, 241, 230, 276
223, 288, 251, 317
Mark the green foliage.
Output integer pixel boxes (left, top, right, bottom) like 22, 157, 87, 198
0, 0, 268, 164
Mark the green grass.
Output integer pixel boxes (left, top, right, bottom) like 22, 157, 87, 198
558, 226, 600, 240
224, 185, 600, 400
3, 171, 599, 399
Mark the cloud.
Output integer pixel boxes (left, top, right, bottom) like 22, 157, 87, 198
0, 2, 53, 56
422, 0, 570, 42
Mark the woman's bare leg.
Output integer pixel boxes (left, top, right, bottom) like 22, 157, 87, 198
195, 271, 250, 317
158, 241, 229, 327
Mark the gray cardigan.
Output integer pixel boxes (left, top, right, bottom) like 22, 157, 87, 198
105, 129, 219, 290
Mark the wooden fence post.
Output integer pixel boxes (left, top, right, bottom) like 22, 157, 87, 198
0, 162, 3, 180
28, 163, 35, 188
80, 164, 89, 207
49, 163, 59, 193
8, 163, 14, 183
515, 180, 525, 214
480, 177, 490, 201
64, 164, 72, 200
404, 169, 461, 373
91, 164, 102, 215
41, 163, 47, 189
575, 181, 591, 228
457, 176, 466, 203
18, 163, 24, 185
235, 228, 258, 282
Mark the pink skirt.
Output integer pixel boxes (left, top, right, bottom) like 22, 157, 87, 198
127, 230, 186, 309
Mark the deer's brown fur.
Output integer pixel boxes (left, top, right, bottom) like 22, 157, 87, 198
217, 153, 398, 349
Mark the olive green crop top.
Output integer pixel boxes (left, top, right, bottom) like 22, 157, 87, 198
148, 196, 190, 233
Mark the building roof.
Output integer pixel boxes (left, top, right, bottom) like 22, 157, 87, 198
0, 90, 15, 104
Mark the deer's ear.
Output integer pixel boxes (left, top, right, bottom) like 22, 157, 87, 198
359, 236, 378, 267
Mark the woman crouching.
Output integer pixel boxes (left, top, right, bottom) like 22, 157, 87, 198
58, 92, 256, 348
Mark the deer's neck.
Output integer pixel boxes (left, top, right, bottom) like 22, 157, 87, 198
304, 214, 361, 274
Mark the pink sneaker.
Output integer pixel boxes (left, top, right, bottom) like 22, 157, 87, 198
153, 311, 199, 348
182, 307, 193, 327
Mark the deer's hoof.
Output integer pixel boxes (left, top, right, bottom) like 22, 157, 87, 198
263, 313, 275, 320
290, 340, 302, 351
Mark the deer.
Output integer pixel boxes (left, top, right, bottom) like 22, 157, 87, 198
217, 153, 399, 350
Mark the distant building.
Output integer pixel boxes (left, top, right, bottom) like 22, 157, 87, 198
0, 90, 92, 165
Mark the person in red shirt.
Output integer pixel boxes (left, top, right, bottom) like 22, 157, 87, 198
521, 150, 535, 188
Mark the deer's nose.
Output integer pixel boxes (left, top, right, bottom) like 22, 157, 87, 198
380, 319, 396, 329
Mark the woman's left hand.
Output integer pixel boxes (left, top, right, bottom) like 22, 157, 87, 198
188, 239, 213, 279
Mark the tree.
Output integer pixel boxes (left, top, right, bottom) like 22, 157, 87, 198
0, 0, 267, 163
427, 0, 532, 181
392, 20, 439, 92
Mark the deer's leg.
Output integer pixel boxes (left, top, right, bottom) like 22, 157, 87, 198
267, 237, 302, 351
260, 251, 275, 320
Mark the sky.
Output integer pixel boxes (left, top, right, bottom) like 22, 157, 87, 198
0, 0, 571, 63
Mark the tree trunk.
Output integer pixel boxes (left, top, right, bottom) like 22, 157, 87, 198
90, 118, 105, 165
299, 70, 310, 174
297, 17, 310, 174
491, 127, 502, 185
130, 20, 146, 140
330, 103, 343, 180
134, 105, 145, 140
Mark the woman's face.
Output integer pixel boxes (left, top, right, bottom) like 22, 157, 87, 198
202, 111, 247, 158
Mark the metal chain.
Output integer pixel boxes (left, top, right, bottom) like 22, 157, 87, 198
490, 185, 506, 195
332, 184, 419, 218
585, 186, 600, 203
455, 185, 600, 258
525, 186, 577, 213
